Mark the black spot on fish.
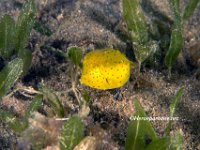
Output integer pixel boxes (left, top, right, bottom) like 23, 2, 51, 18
106, 78, 109, 84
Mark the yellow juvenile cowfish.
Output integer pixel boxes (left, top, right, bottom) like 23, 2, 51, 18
80, 49, 131, 90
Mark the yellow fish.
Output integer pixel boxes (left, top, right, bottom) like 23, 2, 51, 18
80, 49, 131, 90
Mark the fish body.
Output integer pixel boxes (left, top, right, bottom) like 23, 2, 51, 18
80, 49, 131, 90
